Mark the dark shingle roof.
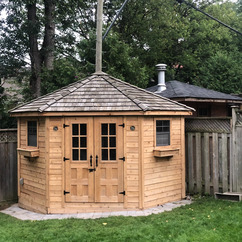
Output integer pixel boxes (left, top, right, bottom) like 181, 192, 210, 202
11, 73, 193, 113
146, 81, 242, 101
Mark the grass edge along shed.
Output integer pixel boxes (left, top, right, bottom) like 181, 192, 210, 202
11, 72, 193, 214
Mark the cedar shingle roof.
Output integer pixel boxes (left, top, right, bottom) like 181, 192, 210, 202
11, 73, 193, 113
146, 80, 242, 102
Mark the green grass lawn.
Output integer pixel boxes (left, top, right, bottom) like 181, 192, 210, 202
0, 197, 242, 242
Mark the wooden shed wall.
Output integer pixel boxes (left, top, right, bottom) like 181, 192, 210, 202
18, 118, 47, 213
47, 117, 63, 212
124, 116, 141, 209
17, 115, 185, 213
143, 117, 185, 208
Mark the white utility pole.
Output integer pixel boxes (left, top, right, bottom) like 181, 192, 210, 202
95, 0, 104, 73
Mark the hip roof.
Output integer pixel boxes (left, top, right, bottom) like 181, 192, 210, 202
11, 73, 193, 113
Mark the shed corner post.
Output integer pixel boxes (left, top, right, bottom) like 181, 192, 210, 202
138, 116, 144, 209
231, 106, 239, 192
17, 118, 21, 198
45, 117, 50, 212
181, 117, 186, 198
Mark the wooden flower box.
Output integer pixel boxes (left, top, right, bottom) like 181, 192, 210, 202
153, 148, 180, 159
17, 148, 40, 158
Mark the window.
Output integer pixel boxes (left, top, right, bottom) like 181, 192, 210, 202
72, 124, 87, 161
101, 123, 116, 161
156, 120, 170, 146
198, 107, 210, 117
27, 121, 37, 147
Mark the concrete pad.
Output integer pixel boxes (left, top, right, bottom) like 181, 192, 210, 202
1, 200, 192, 221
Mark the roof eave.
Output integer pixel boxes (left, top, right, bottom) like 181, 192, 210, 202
172, 97, 242, 103
10, 109, 193, 117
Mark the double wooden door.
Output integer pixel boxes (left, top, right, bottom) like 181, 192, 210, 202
64, 117, 124, 203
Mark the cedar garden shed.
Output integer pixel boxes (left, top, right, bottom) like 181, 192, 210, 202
11, 72, 193, 214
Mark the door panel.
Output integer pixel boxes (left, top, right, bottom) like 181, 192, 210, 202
94, 117, 124, 203
65, 117, 94, 202
65, 117, 124, 203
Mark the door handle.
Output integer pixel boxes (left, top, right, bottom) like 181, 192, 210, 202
96, 155, 98, 167
90, 155, 93, 167
88, 168, 96, 172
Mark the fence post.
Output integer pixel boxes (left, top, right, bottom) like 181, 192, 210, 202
231, 106, 238, 192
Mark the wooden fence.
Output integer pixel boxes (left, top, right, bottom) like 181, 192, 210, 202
0, 129, 18, 203
185, 132, 230, 195
231, 109, 242, 193
185, 110, 242, 195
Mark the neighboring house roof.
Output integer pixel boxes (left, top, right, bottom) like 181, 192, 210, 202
11, 73, 193, 114
146, 80, 242, 102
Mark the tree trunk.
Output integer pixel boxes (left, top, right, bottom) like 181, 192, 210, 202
27, 0, 56, 98
42, 0, 55, 70
27, 2, 42, 98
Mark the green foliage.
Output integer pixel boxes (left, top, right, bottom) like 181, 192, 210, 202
103, 32, 150, 88
0, 89, 17, 129
0, 0, 241, 104
1, 197, 242, 241
115, 0, 242, 93
40, 58, 85, 95
77, 31, 151, 88
194, 50, 242, 94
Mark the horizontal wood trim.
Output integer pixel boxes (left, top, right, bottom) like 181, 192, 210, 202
173, 97, 242, 103
11, 110, 192, 117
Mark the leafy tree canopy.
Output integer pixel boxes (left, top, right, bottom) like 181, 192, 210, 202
0, 0, 241, 129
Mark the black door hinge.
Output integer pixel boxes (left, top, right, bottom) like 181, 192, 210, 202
63, 124, 70, 128
119, 191, 125, 195
63, 157, 70, 162
119, 123, 125, 128
64, 190, 70, 195
119, 157, 125, 162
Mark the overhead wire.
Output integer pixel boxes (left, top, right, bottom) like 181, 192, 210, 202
176, 0, 242, 36
103, 0, 130, 40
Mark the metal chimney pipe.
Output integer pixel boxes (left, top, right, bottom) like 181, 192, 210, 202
155, 64, 167, 93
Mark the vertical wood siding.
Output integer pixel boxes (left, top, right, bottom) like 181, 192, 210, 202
125, 116, 140, 209
48, 117, 63, 211
18, 118, 47, 213
143, 117, 183, 208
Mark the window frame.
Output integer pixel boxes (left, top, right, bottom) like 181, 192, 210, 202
26, 120, 38, 148
154, 118, 171, 147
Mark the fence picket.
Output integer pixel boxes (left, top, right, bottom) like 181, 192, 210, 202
195, 133, 202, 193
212, 133, 219, 193
187, 133, 194, 193
203, 133, 210, 194
221, 133, 228, 192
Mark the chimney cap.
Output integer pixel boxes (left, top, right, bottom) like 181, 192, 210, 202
156, 64, 167, 71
